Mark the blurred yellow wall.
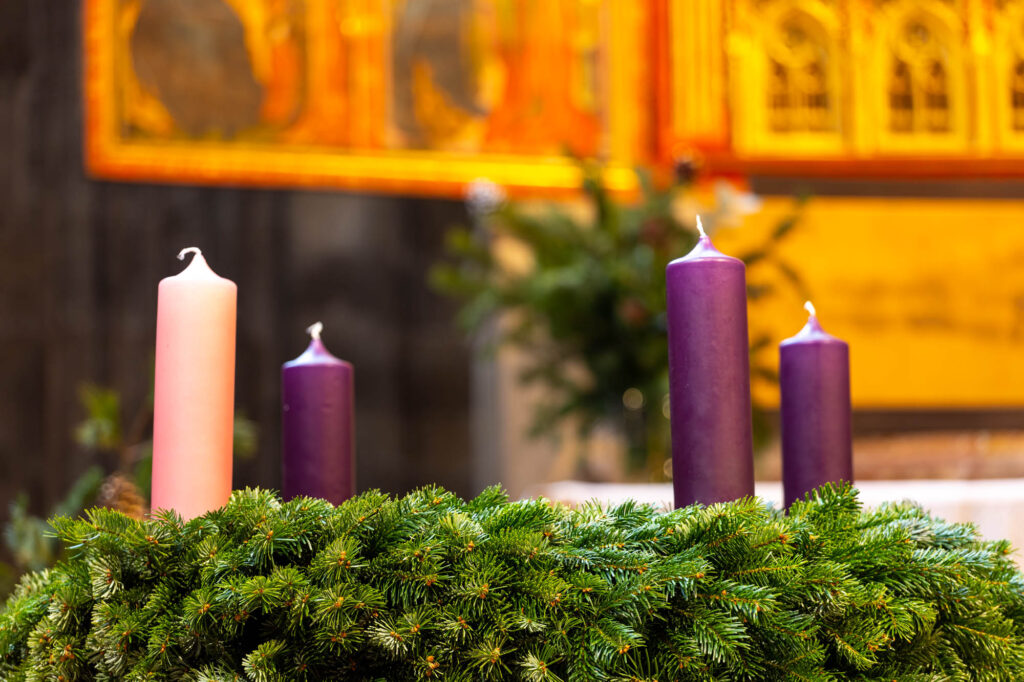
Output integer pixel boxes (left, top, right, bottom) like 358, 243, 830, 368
718, 197, 1024, 409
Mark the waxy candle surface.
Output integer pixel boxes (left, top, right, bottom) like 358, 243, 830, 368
780, 303, 852, 507
282, 324, 354, 504
666, 226, 754, 507
152, 249, 236, 520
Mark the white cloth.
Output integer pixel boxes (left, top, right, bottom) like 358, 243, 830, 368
535, 480, 1024, 560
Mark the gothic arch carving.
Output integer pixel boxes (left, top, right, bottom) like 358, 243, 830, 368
872, 0, 968, 151
730, 0, 844, 155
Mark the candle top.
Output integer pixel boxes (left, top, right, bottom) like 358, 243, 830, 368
284, 322, 351, 369
165, 247, 235, 287
781, 301, 846, 346
669, 216, 742, 266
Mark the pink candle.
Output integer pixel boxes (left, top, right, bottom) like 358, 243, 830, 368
151, 247, 236, 520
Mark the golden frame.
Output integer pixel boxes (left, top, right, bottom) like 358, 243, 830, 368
83, 0, 651, 198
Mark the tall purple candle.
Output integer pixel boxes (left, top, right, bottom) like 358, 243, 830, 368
282, 322, 355, 504
780, 302, 852, 507
666, 218, 754, 508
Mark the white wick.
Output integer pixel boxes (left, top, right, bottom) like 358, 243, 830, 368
306, 321, 324, 341
804, 300, 817, 318
696, 215, 706, 238
177, 247, 202, 261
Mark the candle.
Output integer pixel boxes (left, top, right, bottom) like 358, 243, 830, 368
281, 322, 355, 504
151, 248, 236, 520
780, 301, 852, 507
666, 217, 754, 507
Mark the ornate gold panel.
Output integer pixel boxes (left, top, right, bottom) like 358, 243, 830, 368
994, 0, 1024, 152
870, 0, 969, 153
729, 0, 846, 155
667, 0, 1024, 173
85, 0, 1024, 191
84, 0, 650, 196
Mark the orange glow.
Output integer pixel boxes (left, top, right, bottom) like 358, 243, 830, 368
84, 0, 647, 197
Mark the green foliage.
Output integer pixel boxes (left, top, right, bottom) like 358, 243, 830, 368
2, 484, 1023, 680
75, 385, 123, 451
0, 384, 260, 598
432, 167, 805, 473
0, 466, 108, 598
232, 411, 260, 463
4, 467, 106, 574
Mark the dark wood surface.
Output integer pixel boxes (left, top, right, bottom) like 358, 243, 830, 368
0, 1, 472, 523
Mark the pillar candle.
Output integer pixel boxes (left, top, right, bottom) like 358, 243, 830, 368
152, 248, 236, 520
780, 301, 852, 507
282, 322, 355, 504
666, 218, 754, 507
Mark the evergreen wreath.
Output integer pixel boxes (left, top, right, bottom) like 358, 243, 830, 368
2, 483, 1023, 681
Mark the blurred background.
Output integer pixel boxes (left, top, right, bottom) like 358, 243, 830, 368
5, 0, 1024, 582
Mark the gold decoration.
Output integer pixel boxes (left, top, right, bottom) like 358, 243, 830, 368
667, 0, 1024, 169
84, 0, 646, 196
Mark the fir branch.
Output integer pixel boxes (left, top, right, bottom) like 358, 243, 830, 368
2, 483, 1024, 680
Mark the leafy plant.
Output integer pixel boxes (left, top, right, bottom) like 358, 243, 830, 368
432, 163, 805, 476
2, 483, 1024, 680
0, 382, 260, 597
0, 467, 106, 597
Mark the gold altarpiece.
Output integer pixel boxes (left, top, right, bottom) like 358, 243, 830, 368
668, 0, 1024, 175
84, 2, 1024, 408
86, 0, 1024, 194
85, 0, 650, 197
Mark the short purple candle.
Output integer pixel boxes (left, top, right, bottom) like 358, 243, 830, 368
666, 218, 754, 508
282, 322, 355, 504
780, 302, 852, 507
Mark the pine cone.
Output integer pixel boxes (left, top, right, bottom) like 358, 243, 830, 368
96, 472, 148, 519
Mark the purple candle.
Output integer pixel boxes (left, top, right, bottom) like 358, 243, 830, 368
282, 322, 355, 504
780, 302, 852, 507
666, 217, 754, 507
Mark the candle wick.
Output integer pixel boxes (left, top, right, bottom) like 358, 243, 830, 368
306, 321, 324, 341
804, 300, 817, 319
696, 215, 707, 239
177, 247, 202, 262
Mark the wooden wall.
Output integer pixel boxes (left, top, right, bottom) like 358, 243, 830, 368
0, 1, 473, 522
